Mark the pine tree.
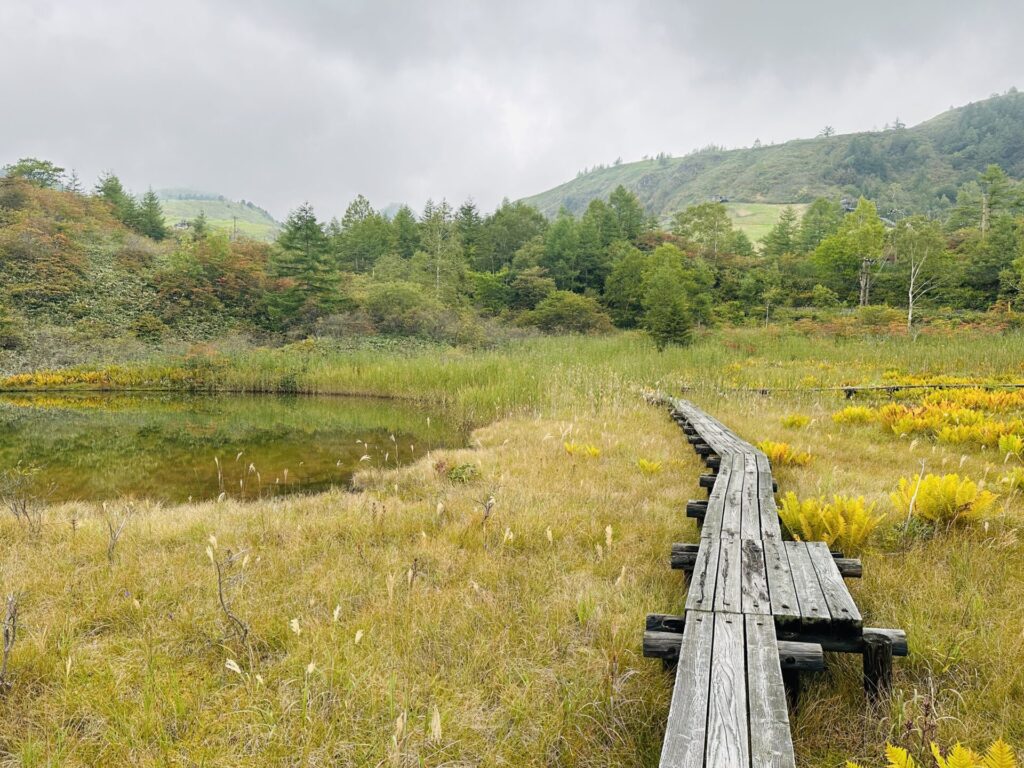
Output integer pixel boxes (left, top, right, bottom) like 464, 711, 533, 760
271, 203, 335, 319
138, 189, 168, 240
64, 169, 83, 194
640, 244, 707, 350
609, 185, 646, 241
192, 210, 209, 239
94, 172, 140, 230
797, 198, 843, 253
642, 260, 693, 350
333, 195, 393, 272
456, 200, 483, 268
392, 205, 421, 260
541, 210, 580, 290
761, 206, 798, 258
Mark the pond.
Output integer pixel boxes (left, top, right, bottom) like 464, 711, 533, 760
0, 392, 467, 503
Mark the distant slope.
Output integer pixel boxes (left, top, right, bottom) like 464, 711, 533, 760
724, 202, 807, 242
522, 90, 1024, 220
156, 189, 279, 241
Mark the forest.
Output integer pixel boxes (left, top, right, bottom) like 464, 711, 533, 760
2, 154, 1024, 364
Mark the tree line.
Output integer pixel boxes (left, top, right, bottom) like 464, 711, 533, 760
2, 155, 1024, 350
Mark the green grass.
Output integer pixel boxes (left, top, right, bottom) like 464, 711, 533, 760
2, 329, 1024, 765
724, 202, 807, 242
159, 197, 279, 241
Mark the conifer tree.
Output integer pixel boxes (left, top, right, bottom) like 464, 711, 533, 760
94, 172, 140, 230
138, 189, 168, 240
192, 210, 209, 239
271, 203, 335, 320
391, 205, 421, 260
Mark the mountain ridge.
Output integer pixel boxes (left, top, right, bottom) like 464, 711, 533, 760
521, 89, 1024, 220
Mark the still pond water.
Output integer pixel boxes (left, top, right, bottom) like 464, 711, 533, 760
0, 392, 467, 503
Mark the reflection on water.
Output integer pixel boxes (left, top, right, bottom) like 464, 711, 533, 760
0, 392, 466, 503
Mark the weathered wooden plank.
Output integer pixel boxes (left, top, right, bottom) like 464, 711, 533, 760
762, 536, 800, 626
713, 532, 742, 613
705, 613, 749, 768
754, 452, 784, 540
685, 537, 721, 613
740, 451, 761, 540
785, 541, 831, 629
746, 615, 797, 768
806, 541, 862, 633
658, 611, 713, 768
720, 453, 745, 537
700, 457, 732, 541
740, 537, 771, 615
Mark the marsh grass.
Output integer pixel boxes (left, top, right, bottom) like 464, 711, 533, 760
1, 329, 1024, 765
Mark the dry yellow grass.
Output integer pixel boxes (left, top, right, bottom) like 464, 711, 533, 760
2, 331, 1024, 765
0, 404, 704, 766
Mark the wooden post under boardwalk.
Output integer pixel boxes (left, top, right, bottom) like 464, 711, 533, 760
863, 633, 894, 697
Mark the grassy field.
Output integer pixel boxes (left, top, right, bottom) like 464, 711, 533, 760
725, 201, 807, 242
1, 330, 1023, 766
158, 196, 280, 241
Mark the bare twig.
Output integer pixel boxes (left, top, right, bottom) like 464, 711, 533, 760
479, 494, 496, 525
105, 502, 132, 565
1, 463, 46, 537
0, 594, 19, 690
207, 539, 249, 644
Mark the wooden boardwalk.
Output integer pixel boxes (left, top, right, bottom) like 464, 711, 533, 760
644, 399, 906, 767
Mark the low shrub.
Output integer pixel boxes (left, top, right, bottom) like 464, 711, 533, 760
778, 492, 882, 555
890, 473, 998, 527
520, 291, 613, 334
446, 463, 479, 484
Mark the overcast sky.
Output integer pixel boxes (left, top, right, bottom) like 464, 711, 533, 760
1, 1, 1021, 220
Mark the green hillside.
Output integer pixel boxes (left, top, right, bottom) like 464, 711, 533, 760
157, 190, 280, 240
522, 89, 1024, 220
724, 202, 808, 241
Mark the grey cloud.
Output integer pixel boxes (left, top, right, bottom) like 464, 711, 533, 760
1, 1, 1021, 220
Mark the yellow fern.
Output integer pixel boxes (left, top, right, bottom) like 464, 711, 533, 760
998, 434, 1024, 462
833, 405, 877, 425
983, 740, 1018, 768
891, 473, 998, 527
933, 743, 984, 768
758, 440, 812, 467
778, 492, 882, 555
636, 458, 662, 475
564, 442, 601, 458
851, 741, 1019, 768
886, 745, 921, 768
780, 413, 810, 429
